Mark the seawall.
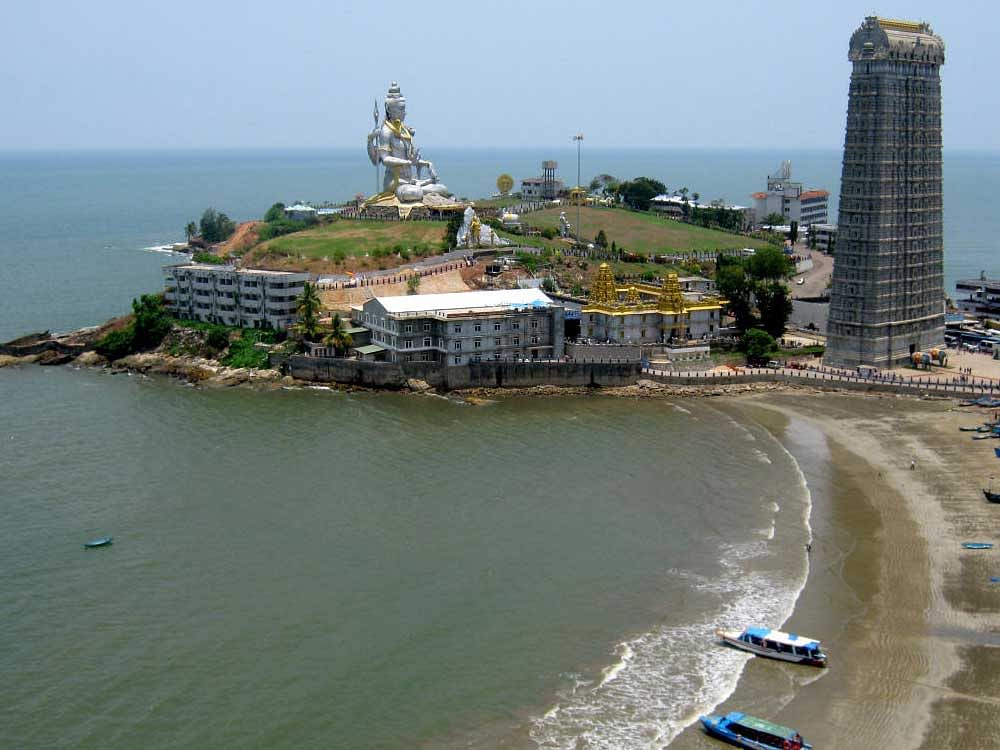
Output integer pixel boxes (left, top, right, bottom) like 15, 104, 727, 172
288, 356, 641, 390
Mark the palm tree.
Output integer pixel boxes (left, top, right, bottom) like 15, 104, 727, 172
323, 313, 354, 357
679, 187, 689, 201
294, 281, 323, 341
692, 192, 700, 204
185, 222, 197, 241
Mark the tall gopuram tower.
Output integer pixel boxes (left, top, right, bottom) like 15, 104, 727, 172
825, 17, 945, 367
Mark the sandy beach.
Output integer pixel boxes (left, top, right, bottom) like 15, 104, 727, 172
665, 392, 1000, 750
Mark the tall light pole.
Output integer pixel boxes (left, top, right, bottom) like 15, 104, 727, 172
573, 133, 584, 248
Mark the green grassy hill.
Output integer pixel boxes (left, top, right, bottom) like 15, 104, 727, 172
527, 206, 772, 254
247, 219, 446, 263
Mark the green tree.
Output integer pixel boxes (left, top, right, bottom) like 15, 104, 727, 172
323, 313, 354, 356
264, 202, 286, 223
185, 221, 198, 241
199, 208, 237, 243
131, 294, 172, 350
789, 220, 799, 245
594, 229, 608, 248
716, 262, 756, 332
763, 212, 786, 227
541, 276, 557, 293
406, 274, 421, 295
294, 281, 323, 341
747, 246, 793, 281
617, 177, 666, 211
691, 192, 700, 204
678, 187, 689, 200
743, 328, 776, 363
205, 326, 230, 352
756, 281, 793, 339
444, 210, 464, 248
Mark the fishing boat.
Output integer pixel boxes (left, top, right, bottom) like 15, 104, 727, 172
84, 536, 113, 548
700, 712, 812, 750
959, 425, 990, 432
984, 476, 1000, 503
715, 626, 827, 667
961, 542, 994, 550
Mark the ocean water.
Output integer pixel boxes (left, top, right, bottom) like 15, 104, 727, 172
0, 147, 990, 748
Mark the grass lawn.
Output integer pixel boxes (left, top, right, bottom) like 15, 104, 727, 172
526, 206, 775, 254
248, 219, 447, 262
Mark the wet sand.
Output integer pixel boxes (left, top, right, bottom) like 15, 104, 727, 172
667, 393, 1000, 750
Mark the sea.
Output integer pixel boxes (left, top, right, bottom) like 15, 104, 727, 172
0, 147, 996, 749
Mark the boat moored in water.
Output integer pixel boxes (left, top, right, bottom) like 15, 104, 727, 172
716, 626, 827, 667
700, 712, 812, 750
83, 536, 113, 548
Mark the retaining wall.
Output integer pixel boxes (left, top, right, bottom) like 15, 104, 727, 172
288, 356, 640, 390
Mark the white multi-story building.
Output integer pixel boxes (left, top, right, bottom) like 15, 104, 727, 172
751, 161, 829, 227
163, 263, 308, 329
352, 289, 565, 364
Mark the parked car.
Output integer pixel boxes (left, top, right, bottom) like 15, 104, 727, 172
767, 360, 782, 369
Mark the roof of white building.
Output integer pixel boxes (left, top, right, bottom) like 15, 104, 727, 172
376, 288, 554, 315
286, 203, 316, 212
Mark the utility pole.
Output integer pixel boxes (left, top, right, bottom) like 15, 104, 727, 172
573, 133, 584, 248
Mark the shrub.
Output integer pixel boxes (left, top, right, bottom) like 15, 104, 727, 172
541, 227, 557, 240
263, 202, 285, 222
192, 251, 225, 264
205, 326, 230, 352
257, 219, 307, 242
95, 327, 136, 360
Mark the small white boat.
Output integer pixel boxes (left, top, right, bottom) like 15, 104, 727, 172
796, 277, 804, 285
716, 626, 827, 667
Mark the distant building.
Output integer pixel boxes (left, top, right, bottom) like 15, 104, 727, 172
520, 161, 564, 201
955, 274, 1000, 319
352, 289, 565, 364
826, 16, 946, 367
807, 224, 838, 253
751, 161, 829, 226
651, 195, 751, 229
582, 264, 723, 343
163, 263, 307, 329
285, 203, 317, 221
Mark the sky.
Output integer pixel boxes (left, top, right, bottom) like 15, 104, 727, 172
2, 0, 997, 151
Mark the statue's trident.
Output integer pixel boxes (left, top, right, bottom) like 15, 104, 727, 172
372, 98, 381, 197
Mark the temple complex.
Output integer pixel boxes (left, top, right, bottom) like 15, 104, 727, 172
581, 263, 723, 343
825, 17, 946, 367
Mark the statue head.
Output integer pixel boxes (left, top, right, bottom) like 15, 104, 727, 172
385, 81, 406, 121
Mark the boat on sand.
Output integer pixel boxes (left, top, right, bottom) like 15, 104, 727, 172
700, 711, 812, 750
716, 626, 827, 667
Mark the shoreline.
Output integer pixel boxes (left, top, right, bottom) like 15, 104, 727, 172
662, 392, 1000, 750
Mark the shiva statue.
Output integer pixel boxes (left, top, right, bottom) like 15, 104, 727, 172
367, 81, 451, 204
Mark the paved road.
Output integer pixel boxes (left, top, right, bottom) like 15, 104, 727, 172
791, 249, 833, 299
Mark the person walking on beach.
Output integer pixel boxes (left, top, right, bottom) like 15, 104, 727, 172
910, 458, 916, 471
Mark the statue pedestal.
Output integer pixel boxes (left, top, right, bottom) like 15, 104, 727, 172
364, 191, 465, 219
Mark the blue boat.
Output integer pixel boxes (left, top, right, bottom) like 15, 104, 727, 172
84, 536, 113, 548
701, 712, 812, 750
962, 542, 993, 550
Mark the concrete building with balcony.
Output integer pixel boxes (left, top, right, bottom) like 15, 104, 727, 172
751, 161, 829, 227
808, 223, 838, 253
351, 289, 564, 364
163, 263, 308, 329
955, 274, 1000, 319
520, 160, 564, 201
826, 17, 946, 367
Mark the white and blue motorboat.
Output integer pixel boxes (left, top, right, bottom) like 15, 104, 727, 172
716, 626, 827, 667
701, 711, 812, 750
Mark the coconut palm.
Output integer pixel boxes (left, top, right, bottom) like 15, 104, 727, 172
185, 222, 198, 241
294, 281, 323, 341
323, 313, 354, 357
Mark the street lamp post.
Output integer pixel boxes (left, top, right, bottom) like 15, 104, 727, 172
573, 133, 583, 248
